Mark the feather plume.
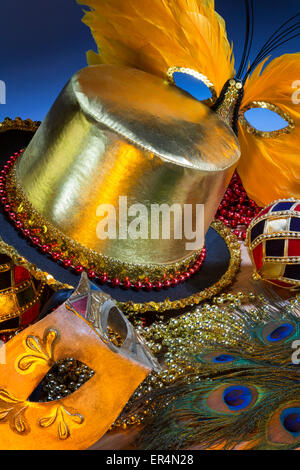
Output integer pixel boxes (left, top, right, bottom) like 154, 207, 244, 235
238, 53, 300, 206
119, 288, 300, 450
77, 0, 235, 95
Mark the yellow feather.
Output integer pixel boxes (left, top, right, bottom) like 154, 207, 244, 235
238, 54, 300, 206
77, 0, 234, 95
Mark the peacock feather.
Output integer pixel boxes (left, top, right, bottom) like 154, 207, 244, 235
118, 286, 300, 450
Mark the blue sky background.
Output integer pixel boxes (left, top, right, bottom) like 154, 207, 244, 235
0, 0, 299, 130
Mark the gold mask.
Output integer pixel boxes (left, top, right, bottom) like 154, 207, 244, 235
0, 274, 159, 449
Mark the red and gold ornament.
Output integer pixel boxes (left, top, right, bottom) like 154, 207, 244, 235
246, 199, 300, 290
0, 252, 46, 337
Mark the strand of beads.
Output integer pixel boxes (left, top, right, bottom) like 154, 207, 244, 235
216, 172, 261, 240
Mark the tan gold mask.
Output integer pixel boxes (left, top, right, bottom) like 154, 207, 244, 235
0, 274, 159, 449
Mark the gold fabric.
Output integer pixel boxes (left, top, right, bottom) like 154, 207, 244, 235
17, 65, 240, 278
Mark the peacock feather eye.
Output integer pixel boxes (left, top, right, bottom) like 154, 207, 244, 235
222, 386, 253, 411
267, 323, 295, 343
195, 351, 238, 365
280, 408, 300, 437
206, 383, 258, 414
213, 354, 236, 363
258, 320, 297, 346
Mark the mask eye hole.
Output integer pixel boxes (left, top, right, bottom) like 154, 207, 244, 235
28, 359, 95, 403
240, 101, 295, 137
167, 67, 217, 105
244, 108, 289, 132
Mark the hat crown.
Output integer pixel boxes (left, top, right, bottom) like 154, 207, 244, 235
15, 65, 240, 280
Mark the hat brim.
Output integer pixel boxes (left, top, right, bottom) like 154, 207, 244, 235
0, 120, 241, 316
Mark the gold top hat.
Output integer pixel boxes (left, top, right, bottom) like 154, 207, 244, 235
7, 65, 240, 283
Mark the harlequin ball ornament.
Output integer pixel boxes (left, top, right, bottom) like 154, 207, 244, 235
246, 199, 300, 290
0, 252, 46, 334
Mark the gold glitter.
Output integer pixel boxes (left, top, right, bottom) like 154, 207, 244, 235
0, 117, 40, 133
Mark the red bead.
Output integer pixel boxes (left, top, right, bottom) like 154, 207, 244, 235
63, 259, 72, 268
178, 274, 186, 283
122, 279, 132, 290
189, 268, 195, 276
144, 281, 153, 291
0, 176, 5, 183
171, 277, 179, 287
87, 269, 96, 279
51, 251, 61, 260
31, 237, 40, 245
99, 274, 108, 284
0, 170, 7, 176
41, 244, 50, 253
14, 220, 23, 229
154, 281, 163, 291
183, 272, 191, 280
134, 281, 143, 291
8, 212, 16, 220
3, 204, 11, 212
111, 277, 121, 287
163, 280, 171, 289
75, 265, 84, 274
22, 229, 31, 237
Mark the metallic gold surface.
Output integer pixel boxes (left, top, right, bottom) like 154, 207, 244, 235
16, 65, 240, 277
6, 165, 204, 282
